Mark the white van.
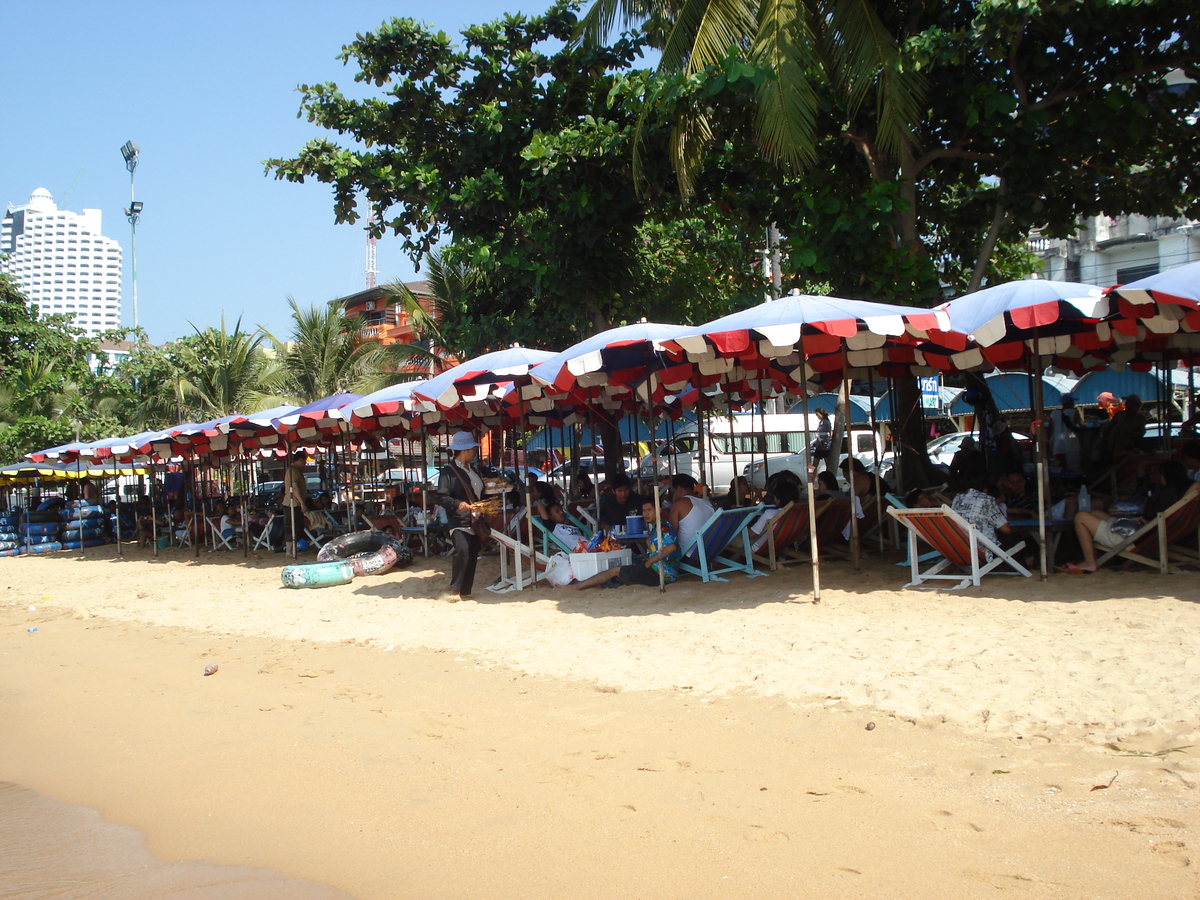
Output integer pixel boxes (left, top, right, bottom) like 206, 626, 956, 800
637, 413, 821, 491
744, 429, 890, 490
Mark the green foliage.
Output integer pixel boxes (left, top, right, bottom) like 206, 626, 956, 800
267, 298, 411, 403
268, 2, 769, 352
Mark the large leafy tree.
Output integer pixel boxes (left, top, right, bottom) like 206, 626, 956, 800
266, 2, 767, 352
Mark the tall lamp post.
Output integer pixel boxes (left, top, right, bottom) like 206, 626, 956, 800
120, 140, 142, 330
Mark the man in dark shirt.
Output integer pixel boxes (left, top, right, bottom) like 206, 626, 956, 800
598, 474, 645, 529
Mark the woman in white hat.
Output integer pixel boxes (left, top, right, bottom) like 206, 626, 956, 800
435, 431, 485, 600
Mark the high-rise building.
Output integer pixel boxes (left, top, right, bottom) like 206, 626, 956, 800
1, 187, 124, 337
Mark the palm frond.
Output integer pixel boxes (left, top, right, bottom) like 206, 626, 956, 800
752, 0, 821, 169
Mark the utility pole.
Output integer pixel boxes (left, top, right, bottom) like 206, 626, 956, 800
120, 141, 143, 329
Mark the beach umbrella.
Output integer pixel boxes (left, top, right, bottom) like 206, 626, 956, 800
662, 293, 948, 400
343, 380, 427, 434
26, 439, 97, 464
914, 280, 1110, 374
412, 346, 555, 429
1105, 262, 1200, 367
270, 393, 362, 443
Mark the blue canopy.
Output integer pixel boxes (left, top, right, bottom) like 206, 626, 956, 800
948, 372, 1072, 415
789, 393, 874, 423
1072, 369, 1168, 405
525, 414, 697, 450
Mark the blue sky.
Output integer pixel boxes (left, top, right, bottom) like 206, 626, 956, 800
2, 1, 562, 344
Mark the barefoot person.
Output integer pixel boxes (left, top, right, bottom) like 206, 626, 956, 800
1061, 462, 1198, 573
436, 431, 486, 600
571, 499, 681, 590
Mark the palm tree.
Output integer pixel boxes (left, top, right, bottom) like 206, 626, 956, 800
377, 275, 457, 378
177, 316, 285, 420
268, 298, 413, 405
578, 0, 923, 194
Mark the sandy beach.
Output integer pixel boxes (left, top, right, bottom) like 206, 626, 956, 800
2, 546, 1198, 898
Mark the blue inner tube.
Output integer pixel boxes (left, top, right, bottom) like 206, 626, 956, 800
0, 547, 26, 557
280, 560, 355, 589
62, 538, 107, 550
20, 523, 61, 536
26, 542, 63, 554
317, 530, 411, 576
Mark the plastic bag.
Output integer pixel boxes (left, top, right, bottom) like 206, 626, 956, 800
545, 552, 575, 586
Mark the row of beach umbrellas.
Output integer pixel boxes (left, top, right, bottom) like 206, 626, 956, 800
26, 264, 1200, 469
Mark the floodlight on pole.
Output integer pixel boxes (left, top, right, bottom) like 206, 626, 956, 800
121, 141, 141, 329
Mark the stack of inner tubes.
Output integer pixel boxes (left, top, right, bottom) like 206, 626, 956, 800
0, 510, 21, 557
21, 510, 62, 554
61, 501, 109, 550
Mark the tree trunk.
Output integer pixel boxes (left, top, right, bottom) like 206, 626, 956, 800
892, 375, 937, 491
594, 417, 625, 481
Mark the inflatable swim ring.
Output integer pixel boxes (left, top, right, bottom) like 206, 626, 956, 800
0, 547, 25, 558
317, 530, 411, 576
26, 542, 63, 554
61, 538, 107, 550
20, 523, 61, 536
280, 560, 355, 589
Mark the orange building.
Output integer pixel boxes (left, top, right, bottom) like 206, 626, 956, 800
337, 281, 437, 345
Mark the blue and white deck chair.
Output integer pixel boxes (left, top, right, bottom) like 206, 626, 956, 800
677, 504, 767, 583
531, 515, 592, 556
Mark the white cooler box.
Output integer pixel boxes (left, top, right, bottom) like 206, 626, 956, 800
569, 549, 632, 582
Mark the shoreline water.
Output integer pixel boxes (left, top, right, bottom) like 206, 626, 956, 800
2, 551, 1198, 898
0, 782, 354, 899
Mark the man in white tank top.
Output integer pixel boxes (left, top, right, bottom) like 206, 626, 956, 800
668, 474, 716, 555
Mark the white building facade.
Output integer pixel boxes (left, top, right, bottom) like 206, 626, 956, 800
1, 187, 123, 337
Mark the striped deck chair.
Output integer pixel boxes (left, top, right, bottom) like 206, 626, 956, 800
887, 505, 1031, 590
1094, 488, 1200, 574
814, 499, 853, 559
750, 500, 828, 570
885, 493, 942, 568
677, 504, 767, 582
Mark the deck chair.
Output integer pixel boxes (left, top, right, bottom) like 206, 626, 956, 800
814, 499, 853, 559
750, 501, 828, 570
677, 504, 767, 582
489, 529, 554, 593
1094, 490, 1200, 574
888, 505, 1031, 590
885, 493, 943, 568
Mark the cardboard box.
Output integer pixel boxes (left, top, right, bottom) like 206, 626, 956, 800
569, 549, 632, 582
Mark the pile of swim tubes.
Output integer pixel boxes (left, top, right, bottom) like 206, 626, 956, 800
280, 530, 412, 588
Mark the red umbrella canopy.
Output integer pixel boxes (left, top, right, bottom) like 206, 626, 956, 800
914, 280, 1113, 374
660, 293, 948, 400
411, 345, 556, 430
523, 322, 697, 425
1106, 261, 1200, 365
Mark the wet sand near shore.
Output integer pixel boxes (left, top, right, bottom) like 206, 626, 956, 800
1, 550, 1198, 898
0, 782, 352, 899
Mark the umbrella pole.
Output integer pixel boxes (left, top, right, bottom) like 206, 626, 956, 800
801, 381, 820, 602
842, 350, 860, 573
114, 470, 122, 557
241, 453, 249, 559
151, 466, 159, 558
520, 391, 537, 587
1032, 338, 1048, 580
867, 368, 884, 554
77, 455, 85, 558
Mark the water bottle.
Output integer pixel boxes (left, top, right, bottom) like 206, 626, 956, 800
1078, 485, 1091, 513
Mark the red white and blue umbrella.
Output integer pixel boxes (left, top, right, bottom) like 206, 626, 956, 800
662, 293, 948, 400
271, 392, 363, 443
1106, 261, 1200, 363
525, 321, 695, 424
412, 345, 555, 429
342, 380, 427, 434
916, 279, 1110, 373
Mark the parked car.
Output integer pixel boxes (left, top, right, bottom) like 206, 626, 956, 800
744, 429, 891, 490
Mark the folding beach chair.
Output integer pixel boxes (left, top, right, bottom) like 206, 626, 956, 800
489, 529, 554, 593
885, 492, 942, 568
677, 504, 767, 583
750, 501, 828, 571
888, 505, 1031, 590
814, 499, 853, 559
1094, 490, 1200, 574
207, 516, 238, 551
